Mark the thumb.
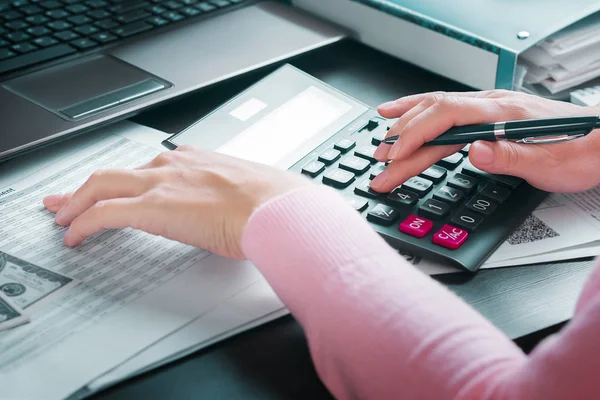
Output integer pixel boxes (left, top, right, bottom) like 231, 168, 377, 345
469, 140, 538, 177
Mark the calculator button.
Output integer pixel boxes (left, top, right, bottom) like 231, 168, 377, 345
354, 145, 378, 163
371, 126, 388, 146
459, 144, 471, 155
334, 138, 356, 153
418, 198, 451, 219
433, 186, 464, 206
387, 188, 418, 207
450, 209, 484, 232
436, 153, 463, 170
339, 156, 371, 175
318, 149, 341, 165
432, 224, 468, 250
447, 173, 477, 194
323, 168, 355, 189
480, 183, 511, 204
462, 160, 522, 189
354, 179, 381, 199
365, 118, 380, 131
465, 196, 497, 216
367, 203, 401, 226
402, 176, 433, 197
370, 164, 386, 180
399, 214, 433, 238
419, 165, 447, 184
346, 196, 369, 212
301, 160, 325, 178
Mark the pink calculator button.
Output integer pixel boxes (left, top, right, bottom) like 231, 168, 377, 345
432, 224, 468, 250
399, 215, 433, 238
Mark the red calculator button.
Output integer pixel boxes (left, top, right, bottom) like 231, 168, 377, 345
432, 224, 468, 250
399, 214, 433, 238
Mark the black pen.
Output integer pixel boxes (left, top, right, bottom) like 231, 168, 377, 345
382, 115, 600, 146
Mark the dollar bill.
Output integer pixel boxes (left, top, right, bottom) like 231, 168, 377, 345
0, 291, 29, 332
0, 251, 76, 310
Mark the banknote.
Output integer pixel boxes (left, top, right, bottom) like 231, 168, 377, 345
0, 291, 29, 332
0, 251, 76, 310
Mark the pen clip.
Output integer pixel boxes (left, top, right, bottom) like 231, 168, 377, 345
517, 133, 585, 144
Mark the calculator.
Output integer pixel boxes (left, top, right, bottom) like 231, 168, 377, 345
165, 64, 548, 272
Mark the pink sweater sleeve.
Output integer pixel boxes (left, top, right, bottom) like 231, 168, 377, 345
241, 185, 600, 400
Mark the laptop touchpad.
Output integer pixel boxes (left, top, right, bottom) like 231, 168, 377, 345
3, 55, 170, 121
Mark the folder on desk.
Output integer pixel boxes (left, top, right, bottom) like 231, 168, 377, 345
290, 0, 600, 98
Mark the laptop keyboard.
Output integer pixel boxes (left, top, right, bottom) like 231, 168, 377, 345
0, 0, 246, 75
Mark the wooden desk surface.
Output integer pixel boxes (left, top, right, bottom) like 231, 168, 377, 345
91, 40, 595, 400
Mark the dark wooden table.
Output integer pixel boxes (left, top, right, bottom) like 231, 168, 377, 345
91, 40, 595, 400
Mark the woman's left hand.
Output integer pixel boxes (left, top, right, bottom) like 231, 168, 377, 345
43, 146, 311, 259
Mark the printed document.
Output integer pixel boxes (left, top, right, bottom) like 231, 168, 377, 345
0, 122, 273, 400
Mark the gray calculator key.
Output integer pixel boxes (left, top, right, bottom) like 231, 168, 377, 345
459, 144, 471, 155
451, 209, 484, 232
318, 148, 341, 165
433, 186, 464, 206
480, 183, 511, 204
402, 176, 433, 197
339, 156, 371, 175
387, 188, 418, 207
370, 125, 388, 146
370, 163, 386, 180
462, 159, 522, 189
301, 160, 325, 178
346, 196, 369, 212
465, 196, 497, 216
323, 168, 355, 189
419, 165, 447, 183
447, 173, 477, 194
419, 198, 451, 219
334, 138, 356, 153
354, 179, 380, 199
367, 203, 401, 226
354, 145, 377, 163
436, 153, 463, 170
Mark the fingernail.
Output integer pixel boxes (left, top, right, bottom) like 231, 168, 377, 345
55, 209, 67, 225
374, 144, 391, 161
377, 101, 396, 111
371, 169, 388, 188
43, 194, 62, 208
470, 141, 494, 165
389, 142, 401, 159
64, 228, 75, 247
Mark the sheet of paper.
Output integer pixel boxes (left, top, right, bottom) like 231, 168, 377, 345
87, 278, 287, 393
485, 190, 600, 265
483, 241, 600, 269
0, 122, 268, 400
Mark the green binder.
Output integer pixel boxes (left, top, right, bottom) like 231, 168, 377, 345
290, 0, 600, 95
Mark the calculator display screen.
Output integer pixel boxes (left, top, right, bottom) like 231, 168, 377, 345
216, 86, 353, 168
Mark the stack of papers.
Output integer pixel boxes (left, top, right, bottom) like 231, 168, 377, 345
0, 122, 288, 400
517, 12, 600, 95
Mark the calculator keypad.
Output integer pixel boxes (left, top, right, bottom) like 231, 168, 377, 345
290, 114, 541, 271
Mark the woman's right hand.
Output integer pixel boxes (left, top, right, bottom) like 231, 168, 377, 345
370, 90, 600, 193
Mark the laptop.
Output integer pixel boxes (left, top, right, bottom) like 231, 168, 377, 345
0, 0, 345, 161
